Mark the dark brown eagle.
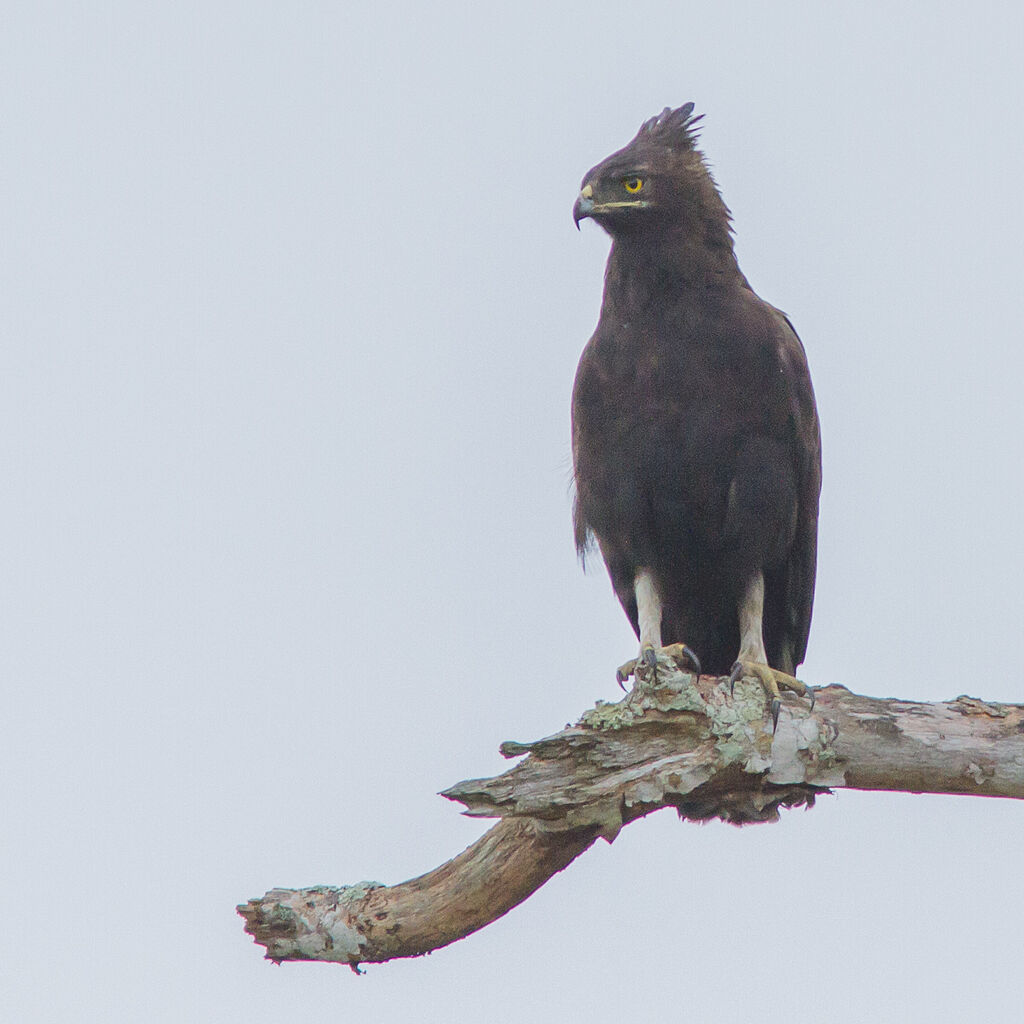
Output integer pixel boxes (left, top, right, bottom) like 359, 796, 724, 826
571, 104, 821, 726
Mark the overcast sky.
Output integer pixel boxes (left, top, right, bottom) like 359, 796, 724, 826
4, 3, 1023, 1021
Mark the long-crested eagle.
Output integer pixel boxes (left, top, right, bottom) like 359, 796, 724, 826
571, 104, 821, 727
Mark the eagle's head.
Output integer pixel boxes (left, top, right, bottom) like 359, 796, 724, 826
573, 103, 730, 243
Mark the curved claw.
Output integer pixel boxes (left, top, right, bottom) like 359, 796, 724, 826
728, 660, 744, 696
770, 698, 781, 733
615, 661, 634, 690
680, 644, 702, 677
807, 685, 816, 712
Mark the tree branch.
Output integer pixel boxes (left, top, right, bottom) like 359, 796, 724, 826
238, 663, 1024, 969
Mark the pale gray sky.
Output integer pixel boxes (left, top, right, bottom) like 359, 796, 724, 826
4, 3, 1023, 1021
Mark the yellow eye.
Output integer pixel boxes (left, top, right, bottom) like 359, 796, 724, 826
623, 177, 644, 193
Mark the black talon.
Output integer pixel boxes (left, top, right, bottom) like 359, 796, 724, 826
640, 645, 659, 682
770, 697, 781, 733
728, 661, 743, 696
807, 686, 816, 712
681, 644, 702, 678
615, 662, 632, 690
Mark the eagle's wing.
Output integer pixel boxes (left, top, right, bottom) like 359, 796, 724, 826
768, 308, 822, 674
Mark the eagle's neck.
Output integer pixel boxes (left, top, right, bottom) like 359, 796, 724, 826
602, 226, 742, 319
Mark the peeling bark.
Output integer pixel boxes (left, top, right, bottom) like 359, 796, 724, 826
238, 661, 1024, 969
237, 820, 598, 971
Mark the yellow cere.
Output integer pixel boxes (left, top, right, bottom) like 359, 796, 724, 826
623, 177, 644, 193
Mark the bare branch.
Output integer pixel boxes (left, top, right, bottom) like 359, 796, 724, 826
237, 820, 598, 971
238, 662, 1024, 969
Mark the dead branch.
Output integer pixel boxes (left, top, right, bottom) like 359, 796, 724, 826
238, 661, 1024, 969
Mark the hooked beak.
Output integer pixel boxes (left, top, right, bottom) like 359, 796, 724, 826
573, 183, 594, 230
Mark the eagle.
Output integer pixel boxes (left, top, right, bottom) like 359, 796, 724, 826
571, 104, 821, 727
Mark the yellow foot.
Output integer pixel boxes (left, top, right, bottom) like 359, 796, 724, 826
728, 660, 815, 731
616, 642, 702, 689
